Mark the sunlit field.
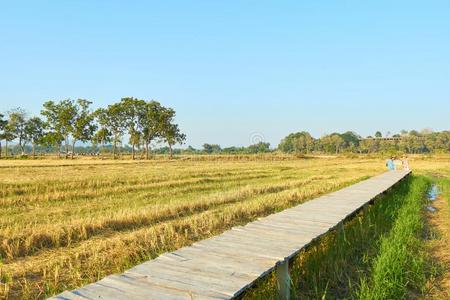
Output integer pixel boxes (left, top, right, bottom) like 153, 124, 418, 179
0, 155, 448, 299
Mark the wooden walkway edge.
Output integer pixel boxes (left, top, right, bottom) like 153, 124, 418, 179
50, 170, 411, 300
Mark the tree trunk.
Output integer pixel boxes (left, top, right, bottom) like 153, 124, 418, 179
145, 142, 150, 160
5, 140, 8, 157
56, 143, 60, 158
169, 144, 173, 159
65, 136, 69, 158
0, 141, 2, 158
19, 137, 25, 155
132, 144, 135, 160
32, 143, 36, 157
113, 140, 117, 159
71, 140, 76, 159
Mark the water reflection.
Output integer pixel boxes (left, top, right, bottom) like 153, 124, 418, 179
428, 184, 440, 201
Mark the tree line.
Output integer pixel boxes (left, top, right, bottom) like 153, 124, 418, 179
278, 130, 450, 154
0, 98, 185, 159
1, 102, 449, 158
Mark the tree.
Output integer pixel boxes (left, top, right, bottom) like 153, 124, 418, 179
70, 99, 97, 159
41, 131, 64, 156
94, 103, 126, 159
0, 113, 7, 158
141, 101, 164, 160
128, 130, 141, 158
304, 133, 315, 153
120, 98, 146, 160
400, 130, 408, 136
92, 128, 111, 156
7, 108, 28, 155
398, 135, 413, 153
359, 139, 371, 153
183, 145, 200, 154
409, 130, 420, 137
158, 106, 185, 158
278, 129, 450, 155
25, 117, 46, 157
340, 131, 361, 152
317, 134, 345, 154
432, 131, 450, 152
203, 143, 222, 154
375, 131, 383, 138
2, 121, 15, 157
247, 142, 271, 154
330, 134, 345, 154
41, 100, 77, 157
222, 146, 245, 154
162, 123, 186, 158
278, 132, 314, 153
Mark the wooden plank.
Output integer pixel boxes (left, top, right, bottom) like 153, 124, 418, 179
49, 291, 88, 300
162, 247, 276, 273
246, 221, 328, 237
127, 264, 241, 298
276, 209, 346, 220
293, 207, 354, 216
157, 254, 266, 278
70, 283, 140, 300
200, 233, 306, 257
97, 275, 193, 299
196, 236, 298, 260
297, 205, 364, 218
262, 214, 337, 227
193, 242, 295, 264
274, 212, 344, 224
149, 257, 255, 284
251, 220, 332, 235
162, 247, 275, 269
220, 228, 314, 247
131, 262, 246, 291
200, 233, 298, 253
234, 223, 325, 238
154, 254, 267, 292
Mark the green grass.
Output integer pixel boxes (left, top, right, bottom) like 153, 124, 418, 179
437, 176, 450, 204
358, 176, 430, 299
429, 175, 450, 299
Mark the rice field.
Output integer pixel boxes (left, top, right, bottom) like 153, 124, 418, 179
0, 155, 448, 299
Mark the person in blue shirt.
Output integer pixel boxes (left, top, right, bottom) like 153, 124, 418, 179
386, 156, 396, 171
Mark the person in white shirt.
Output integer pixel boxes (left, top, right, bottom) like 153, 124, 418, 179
402, 155, 410, 171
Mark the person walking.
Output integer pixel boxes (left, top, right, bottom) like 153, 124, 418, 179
402, 155, 410, 171
386, 156, 396, 171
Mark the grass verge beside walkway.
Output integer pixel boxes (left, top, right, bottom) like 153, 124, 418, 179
358, 176, 430, 299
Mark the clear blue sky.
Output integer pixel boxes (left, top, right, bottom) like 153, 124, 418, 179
1, 1, 449, 148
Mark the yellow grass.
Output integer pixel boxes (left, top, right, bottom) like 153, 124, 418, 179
0, 155, 448, 299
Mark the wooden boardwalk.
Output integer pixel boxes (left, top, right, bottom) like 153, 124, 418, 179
50, 170, 411, 300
